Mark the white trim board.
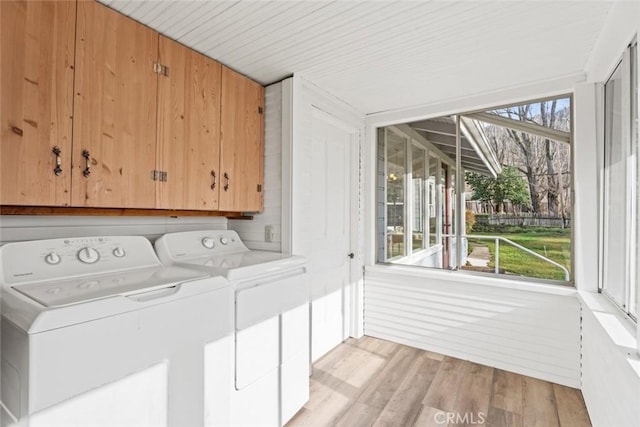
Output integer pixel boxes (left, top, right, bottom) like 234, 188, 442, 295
0, 215, 227, 243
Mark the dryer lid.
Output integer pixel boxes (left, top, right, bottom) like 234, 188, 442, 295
182, 252, 306, 281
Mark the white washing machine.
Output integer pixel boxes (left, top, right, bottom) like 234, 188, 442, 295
154, 230, 310, 426
0, 235, 233, 427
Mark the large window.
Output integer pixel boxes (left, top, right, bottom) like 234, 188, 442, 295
377, 97, 573, 284
379, 127, 453, 267
602, 41, 638, 319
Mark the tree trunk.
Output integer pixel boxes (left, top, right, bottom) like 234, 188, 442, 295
527, 165, 540, 212
507, 123, 540, 213
541, 101, 559, 216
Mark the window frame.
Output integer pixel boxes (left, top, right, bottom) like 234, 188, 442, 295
376, 95, 575, 285
380, 127, 455, 263
600, 40, 638, 321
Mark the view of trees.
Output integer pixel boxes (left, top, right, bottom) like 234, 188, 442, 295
467, 99, 571, 216
466, 166, 530, 213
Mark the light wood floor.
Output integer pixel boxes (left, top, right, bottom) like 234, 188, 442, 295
287, 336, 591, 427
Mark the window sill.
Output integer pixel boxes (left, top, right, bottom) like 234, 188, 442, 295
578, 291, 640, 376
366, 263, 577, 296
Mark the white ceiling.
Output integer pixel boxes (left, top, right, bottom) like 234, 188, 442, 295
100, 0, 614, 114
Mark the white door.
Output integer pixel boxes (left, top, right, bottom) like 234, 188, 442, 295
305, 107, 358, 362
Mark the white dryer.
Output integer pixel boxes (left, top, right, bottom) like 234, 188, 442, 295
154, 230, 309, 426
0, 235, 233, 427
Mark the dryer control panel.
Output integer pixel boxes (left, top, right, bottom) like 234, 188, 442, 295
155, 230, 249, 263
0, 236, 161, 286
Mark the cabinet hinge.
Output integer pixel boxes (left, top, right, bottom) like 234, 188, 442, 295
258, 106, 264, 114
153, 62, 170, 77
151, 170, 168, 182
257, 184, 262, 192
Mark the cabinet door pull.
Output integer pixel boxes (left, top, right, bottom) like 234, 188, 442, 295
223, 172, 229, 191
210, 170, 216, 190
82, 150, 91, 177
52, 146, 62, 176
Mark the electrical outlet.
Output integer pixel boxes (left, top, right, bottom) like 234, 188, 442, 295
265, 225, 274, 242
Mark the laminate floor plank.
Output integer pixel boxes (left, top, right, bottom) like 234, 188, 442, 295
350, 335, 400, 359
486, 407, 523, 427
422, 357, 472, 411
553, 384, 592, 427
412, 405, 450, 427
452, 362, 495, 426
353, 345, 422, 410
491, 369, 524, 415
334, 346, 422, 425
522, 376, 560, 427
287, 380, 352, 426
286, 336, 591, 427
373, 355, 441, 427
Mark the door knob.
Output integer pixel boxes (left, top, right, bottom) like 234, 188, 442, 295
348, 253, 355, 259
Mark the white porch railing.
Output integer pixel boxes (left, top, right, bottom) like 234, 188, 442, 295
463, 234, 570, 281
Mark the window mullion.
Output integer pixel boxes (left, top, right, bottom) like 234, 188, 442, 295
405, 137, 413, 257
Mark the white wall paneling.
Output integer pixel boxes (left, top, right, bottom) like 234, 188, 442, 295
229, 82, 283, 252
0, 215, 227, 243
580, 293, 640, 427
365, 266, 581, 388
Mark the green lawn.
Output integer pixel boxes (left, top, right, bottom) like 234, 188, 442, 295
468, 227, 571, 281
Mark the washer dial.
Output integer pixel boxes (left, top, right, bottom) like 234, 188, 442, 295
202, 237, 215, 249
45, 252, 61, 265
77, 247, 100, 264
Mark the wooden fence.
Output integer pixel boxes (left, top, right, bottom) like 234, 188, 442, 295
474, 213, 571, 228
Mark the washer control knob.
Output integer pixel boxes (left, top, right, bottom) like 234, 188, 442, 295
45, 252, 61, 265
219, 237, 229, 245
77, 247, 100, 264
113, 247, 126, 258
202, 237, 215, 249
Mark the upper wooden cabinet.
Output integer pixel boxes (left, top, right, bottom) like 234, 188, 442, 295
156, 36, 222, 211
0, 0, 75, 206
2, 0, 264, 214
219, 66, 265, 212
72, 0, 159, 208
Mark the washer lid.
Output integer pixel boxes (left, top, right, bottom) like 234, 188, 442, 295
12, 265, 210, 308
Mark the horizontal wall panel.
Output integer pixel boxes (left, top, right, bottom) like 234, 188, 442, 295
365, 299, 578, 351
367, 282, 578, 325
581, 299, 640, 427
364, 268, 581, 387
365, 316, 577, 375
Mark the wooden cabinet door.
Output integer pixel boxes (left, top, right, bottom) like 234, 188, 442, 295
219, 67, 264, 212
72, 1, 158, 208
1, 0, 75, 206
156, 36, 222, 211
